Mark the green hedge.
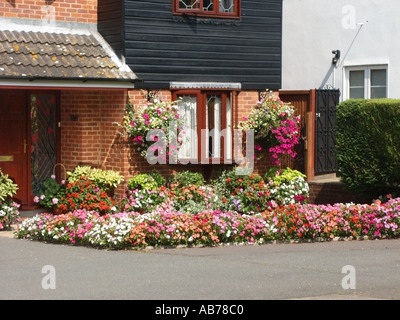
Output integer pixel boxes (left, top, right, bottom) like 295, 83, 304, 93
336, 99, 400, 199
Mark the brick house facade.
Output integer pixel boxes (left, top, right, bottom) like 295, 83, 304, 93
0, 0, 281, 208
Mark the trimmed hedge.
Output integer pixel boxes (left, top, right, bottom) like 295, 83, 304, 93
336, 99, 400, 199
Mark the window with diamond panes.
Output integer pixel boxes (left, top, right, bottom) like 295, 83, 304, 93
174, 0, 240, 18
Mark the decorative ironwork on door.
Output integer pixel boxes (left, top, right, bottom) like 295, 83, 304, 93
315, 89, 340, 174
31, 93, 57, 195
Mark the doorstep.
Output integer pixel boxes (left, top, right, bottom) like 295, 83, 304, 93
19, 207, 49, 218
0, 225, 17, 238
310, 173, 341, 183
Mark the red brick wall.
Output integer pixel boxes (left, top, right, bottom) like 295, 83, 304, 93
60, 89, 129, 196
1, 0, 97, 24
308, 182, 370, 205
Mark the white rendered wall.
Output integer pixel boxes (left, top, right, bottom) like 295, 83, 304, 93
282, 0, 400, 100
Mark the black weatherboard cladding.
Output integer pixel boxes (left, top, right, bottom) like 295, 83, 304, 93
116, 0, 282, 90
98, 0, 124, 59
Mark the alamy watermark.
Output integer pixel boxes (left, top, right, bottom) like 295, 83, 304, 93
341, 265, 356, 290
41, 5, 56, 27
41, 265, 56, 290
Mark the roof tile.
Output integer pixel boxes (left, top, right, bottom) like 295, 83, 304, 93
0, 29, 137, 81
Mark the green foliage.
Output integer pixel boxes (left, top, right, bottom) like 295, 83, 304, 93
0, 169, 19, 202
128, 173, 160, 191
211, 169, 269, 213
0, 199, 20, 230
167, 184, 219, 214
264, 167, 309, 205
148, 171, 166, 187
264, 167, 306, 186
34, 176, 65, 209
170, 171, 206, 188
67, 166, 124, 191
336, 99, 400, 199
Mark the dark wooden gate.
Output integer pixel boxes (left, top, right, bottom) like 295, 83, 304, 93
315, 89, 340, 174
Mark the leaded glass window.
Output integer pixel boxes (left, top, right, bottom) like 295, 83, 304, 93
174, 0, 240, 18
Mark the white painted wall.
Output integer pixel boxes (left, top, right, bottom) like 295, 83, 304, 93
282, 0, 400, 100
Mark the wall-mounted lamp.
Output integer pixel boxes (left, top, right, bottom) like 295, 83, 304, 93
332, 50, 341, 66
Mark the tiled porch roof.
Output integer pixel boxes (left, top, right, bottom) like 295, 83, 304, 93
0, 28, 137, 82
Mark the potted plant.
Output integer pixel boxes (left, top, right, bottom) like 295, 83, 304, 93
0, 169, 20, 230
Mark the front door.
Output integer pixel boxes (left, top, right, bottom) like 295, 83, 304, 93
0, 90, 29, 205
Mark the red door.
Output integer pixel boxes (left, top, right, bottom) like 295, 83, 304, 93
0, 90, 30, 205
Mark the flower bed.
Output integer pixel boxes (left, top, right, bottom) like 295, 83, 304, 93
15, 197, 400, 250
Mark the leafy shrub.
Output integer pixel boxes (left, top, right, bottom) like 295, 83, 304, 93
264, 167, 309, 205
0, 169, 20, 230
170, 171, 206, 188
212, 169, 269, 213
128, 173, 159, 191
148, 171, 166, 187
0, 169, 19, 202
34, 176, 65, 209
166, 184, 220, 214
336, 99, 400, 199
67, 166, 124, 192
0, 200, 20, 230
123, 172, 167, 213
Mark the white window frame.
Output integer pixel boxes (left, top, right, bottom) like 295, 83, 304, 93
344, 65, 389, 100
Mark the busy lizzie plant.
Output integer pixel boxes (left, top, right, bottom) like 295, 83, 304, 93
15, 196, 400, 249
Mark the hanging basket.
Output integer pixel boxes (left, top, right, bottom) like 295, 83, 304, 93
53, 163, 67, 181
